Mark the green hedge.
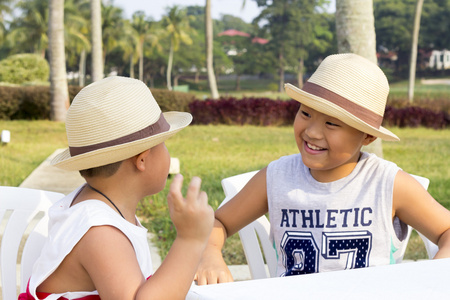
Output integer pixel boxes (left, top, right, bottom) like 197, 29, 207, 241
150, 88, 195, 112
0, 87, 22, 120
0, 85, 195, 120
0, 54, 49, 84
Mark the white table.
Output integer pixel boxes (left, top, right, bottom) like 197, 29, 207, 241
186, 258, 450, 299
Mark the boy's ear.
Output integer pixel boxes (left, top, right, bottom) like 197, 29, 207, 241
134, 149, 151, 171
362, 134, 377, 146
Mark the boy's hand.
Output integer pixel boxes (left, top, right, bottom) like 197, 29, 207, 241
167, 174, 214, 244
140, 175, 214, 299
194, 246, 234, 285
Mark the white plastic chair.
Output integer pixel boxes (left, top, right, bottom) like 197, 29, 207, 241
220, 171, 439, 280
0, 186, 64, 299
220, 171, 277, 279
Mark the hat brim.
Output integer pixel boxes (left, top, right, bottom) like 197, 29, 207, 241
285, 84, 399, 142
51, 111, 192, 171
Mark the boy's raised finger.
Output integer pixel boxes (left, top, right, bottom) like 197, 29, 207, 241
186, 176, 202, 202
168, 174, 184, 203
198, 190, 208, 206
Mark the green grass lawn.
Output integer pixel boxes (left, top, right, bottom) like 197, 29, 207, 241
389, 80, 450, 100
0, 120, 67, 186
184, 77, 450, 102
1, 121, 448, 263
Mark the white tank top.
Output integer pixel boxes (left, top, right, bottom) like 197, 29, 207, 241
27, 185, 153, 299
267, 152, 405, 276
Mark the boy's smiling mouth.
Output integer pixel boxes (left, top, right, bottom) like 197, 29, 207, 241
305, 141, 327, 151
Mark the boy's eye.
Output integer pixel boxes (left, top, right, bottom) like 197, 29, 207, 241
300, 110, 310, 118
326, 121, 339, 127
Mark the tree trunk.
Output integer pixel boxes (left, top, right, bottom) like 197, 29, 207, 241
130, 55, 134, 78
235, 74, 241, 91
167, 42, 173, 90
408, 0, 424, 103
49, 0, 69, 122
205, 0, 219, 99
91, 0, 103, 82
195, 71, 200, 83
139, 40, 144, 81
336, 0, 377, 63
297, 57, 304, 89
336, 0, 383, 158
149, 77, 154, 88
79, 49, 86, 86
278, 52, 285, 92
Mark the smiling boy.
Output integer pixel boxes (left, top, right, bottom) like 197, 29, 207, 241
194, 53, 450, 284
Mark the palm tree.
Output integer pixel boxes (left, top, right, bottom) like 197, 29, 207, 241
130, 11, 161, 81
64, 0, 91, 86
49, 0, 69, 121
408, 0, 424, 102
101, 3, 125, 74
91, 0, 103, 81
131, 12, 147, 80
335, 0, 383, 157
205, 0, 219, 99
8, 0, 91, 86
8, 0, 49, 57
162, 6, 194, 90
116, 19, 139, 78
0, 0, 13, 44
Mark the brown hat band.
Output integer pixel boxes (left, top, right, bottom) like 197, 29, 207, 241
69, 113, 170, 157
302, 82, 383, 128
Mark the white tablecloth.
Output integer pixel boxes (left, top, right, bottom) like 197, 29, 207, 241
186, 258, 450, 299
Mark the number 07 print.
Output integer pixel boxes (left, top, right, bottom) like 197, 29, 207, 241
280, 231, 319, 276
322, 231, 372, 269
280, 230, 372, 276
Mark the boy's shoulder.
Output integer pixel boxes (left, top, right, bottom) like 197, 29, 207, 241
268, 153, 303, 174
360, 152, 399, 169
48, 188, 138, 236
271, 153, 302, 165
356, 152, 401, 182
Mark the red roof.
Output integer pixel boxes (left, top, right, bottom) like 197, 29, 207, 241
252, 37, 269, 45
218, 29, 270, 45
218, 29, 250, 37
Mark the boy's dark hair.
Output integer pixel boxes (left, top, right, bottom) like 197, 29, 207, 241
79, 161, 123, 178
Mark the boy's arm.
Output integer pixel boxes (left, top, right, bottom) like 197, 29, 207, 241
195, 168, 269, 285
76, 225, 149, 300
78, 175, 214, 300
435, 229, 450, 259
393, 170, 450, 259
136, 175, 214, 299
194, 219, 233, 285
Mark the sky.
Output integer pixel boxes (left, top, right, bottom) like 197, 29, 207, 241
112, 0, 335, 23
113, 0, 263, 23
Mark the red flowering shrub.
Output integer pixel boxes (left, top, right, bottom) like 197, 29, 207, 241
189, 97, 449, 129
189, 97, 300, 126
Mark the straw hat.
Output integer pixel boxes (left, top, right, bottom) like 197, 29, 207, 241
284, 53, 399, 141
51, 76, 192, 171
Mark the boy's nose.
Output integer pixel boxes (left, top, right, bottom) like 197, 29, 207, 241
305, 122, 324, 140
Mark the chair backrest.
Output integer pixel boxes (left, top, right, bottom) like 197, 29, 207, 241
221, 171, 277, 279
0, 186, 64, 299
220, 171, 438, 280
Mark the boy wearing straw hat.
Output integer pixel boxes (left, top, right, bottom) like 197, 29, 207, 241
195, 53, 450, 284
20, 76, 214, 299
